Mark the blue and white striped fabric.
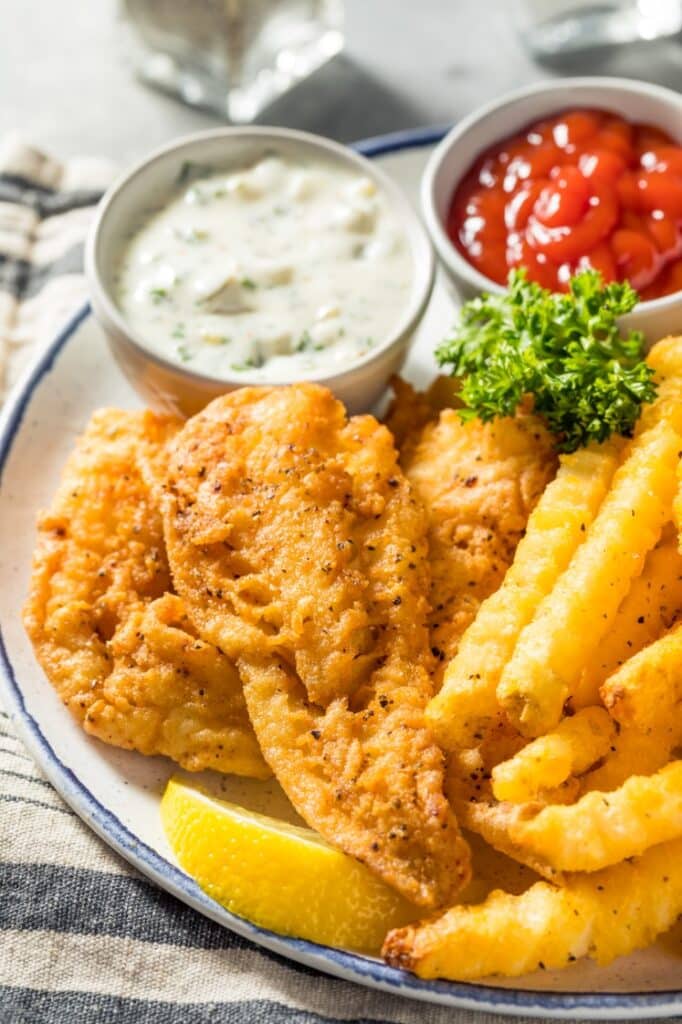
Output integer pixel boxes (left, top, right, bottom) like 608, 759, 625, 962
0, 137, 114, 401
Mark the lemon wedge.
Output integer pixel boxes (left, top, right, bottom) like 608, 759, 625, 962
161, 776, 420, 953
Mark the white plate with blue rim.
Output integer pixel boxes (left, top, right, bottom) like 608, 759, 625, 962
0, 128, 681, 1021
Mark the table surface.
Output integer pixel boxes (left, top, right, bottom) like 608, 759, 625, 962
3, 0, 682, 163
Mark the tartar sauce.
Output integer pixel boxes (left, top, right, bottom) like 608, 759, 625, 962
114, 153, 413, 380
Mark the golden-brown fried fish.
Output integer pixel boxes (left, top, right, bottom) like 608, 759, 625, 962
162, 384, 470, 908
23, 408, 268, 777
387, 381, 557, 684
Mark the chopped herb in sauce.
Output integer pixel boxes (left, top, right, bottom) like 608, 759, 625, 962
115, 154, 412, 381
231, 354, 265, 371
296, 330, 313, 352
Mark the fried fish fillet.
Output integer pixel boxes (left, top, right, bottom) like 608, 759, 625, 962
387, 381, 558, 685
162, 383, 469, 908
23, 408, 268, 777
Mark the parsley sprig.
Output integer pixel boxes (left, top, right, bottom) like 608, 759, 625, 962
436, 269, 657, 453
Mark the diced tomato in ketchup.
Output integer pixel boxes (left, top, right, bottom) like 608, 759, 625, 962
647, 213, 680, 255
578, 149, 627, 186
596, 117, 634, 159
447, 107, 682, 297
636, 171, 682, 219
534, 166, 591, 228
610, 230, 660, 291
552, 110, 601, 149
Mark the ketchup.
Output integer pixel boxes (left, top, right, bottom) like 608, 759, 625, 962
447, 109, 682, 299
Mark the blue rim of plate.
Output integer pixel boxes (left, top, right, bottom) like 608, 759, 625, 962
0, 128, 680, 1020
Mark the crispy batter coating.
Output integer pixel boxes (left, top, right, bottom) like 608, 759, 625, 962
385, 376, 444, 451
162, 383, 469, 908
388, 381, 557, 688
23, 409, 267, 777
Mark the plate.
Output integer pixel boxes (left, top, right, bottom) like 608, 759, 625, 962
0, 128, 680, 1020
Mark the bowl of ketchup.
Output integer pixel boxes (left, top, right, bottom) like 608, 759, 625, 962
422, 77, 682, 342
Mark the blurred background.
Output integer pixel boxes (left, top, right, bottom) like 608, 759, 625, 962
3, 0, 682, 162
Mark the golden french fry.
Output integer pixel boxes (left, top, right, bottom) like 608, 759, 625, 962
445, 747, 567, 884
575, 524, 682, 708
675, 458, 682, 554
642, 333, 682, 548
497, 419, 680, 737
601, 622, 682, 743
580, 725, 672, 794
426, 441, 621, 749
506, 761, 682, 872
639, 335, 682, 433
383, 837, 682, 980
455, 798, 564, 884
491, 707, 615, 804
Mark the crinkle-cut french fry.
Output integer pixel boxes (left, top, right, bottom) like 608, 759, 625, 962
639, 335, 682, 433
382, 838, 682, 980
641, 336, 682, 548
507, 761, 682, 872
575, 524, 682, 709
425, 441, 621, 749
443, 719, 527, 814
580, 725, 672, 794
491, 707, 615, 804
674, 457, 682, 554
601, 622, 682, 742
497, 419, 681, 737
445, 753, 568, 884
454, 798, 564, 884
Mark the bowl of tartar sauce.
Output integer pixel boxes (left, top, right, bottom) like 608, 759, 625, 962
86, 127, 435, 416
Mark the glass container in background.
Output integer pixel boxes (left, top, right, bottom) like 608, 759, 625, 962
123, 0, 344, 122
512, 0, 682, 57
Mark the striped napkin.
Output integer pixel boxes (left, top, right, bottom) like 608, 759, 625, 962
0, 137, 668, 1024
0, 137, 114, 402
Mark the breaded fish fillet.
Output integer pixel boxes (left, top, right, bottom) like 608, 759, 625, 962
162, 384, 470, 908
23, 409, 268, 777
387, 381, 557, 685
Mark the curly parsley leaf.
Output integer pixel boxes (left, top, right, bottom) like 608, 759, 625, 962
435, 269, 657, 453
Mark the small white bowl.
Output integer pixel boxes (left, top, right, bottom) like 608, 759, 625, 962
422, 77, 682, 343
86, 127, 435, 417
